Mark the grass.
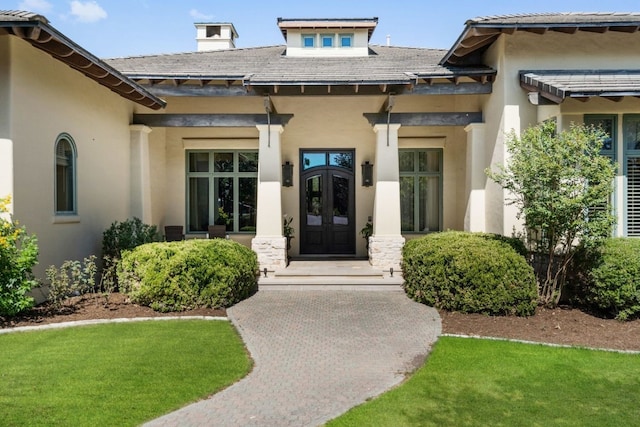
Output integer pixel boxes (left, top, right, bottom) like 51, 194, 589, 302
0, 320, 251, 427
328, 336, 640, 427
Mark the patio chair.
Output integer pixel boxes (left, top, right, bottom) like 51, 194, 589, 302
207, 224, 227, 239
164, 225, 184, 241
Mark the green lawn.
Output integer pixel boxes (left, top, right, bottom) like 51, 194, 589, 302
0, 320, 251, 427
328, 336, 640, 427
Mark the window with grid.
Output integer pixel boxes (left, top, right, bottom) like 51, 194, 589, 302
186, 151, 258, 233
399, 149, 443, 233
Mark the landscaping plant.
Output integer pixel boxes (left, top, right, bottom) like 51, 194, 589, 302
402, 231, 537, 316
118, 239, 258, 311
0, 196, 39, 317
45, 255, 97, 309
101, 217, 159, 289
573, 238, 640, 320
487, 121, 616, 307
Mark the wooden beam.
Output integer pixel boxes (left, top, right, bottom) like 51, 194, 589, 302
142, 84, 256, 97
133, 113, 294, 127
408, 82, 492, 95
363, 112, 482, 127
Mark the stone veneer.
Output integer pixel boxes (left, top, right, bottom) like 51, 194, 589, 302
252, 236, 288, 271
368, 235, 405, 270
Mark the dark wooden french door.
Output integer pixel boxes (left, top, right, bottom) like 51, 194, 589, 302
299, 150, 355, 254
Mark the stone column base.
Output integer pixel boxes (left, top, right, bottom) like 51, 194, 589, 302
252, 236, 287, 272
368, 235, 405, 271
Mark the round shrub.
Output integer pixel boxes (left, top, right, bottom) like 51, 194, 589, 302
574, 238, 640, 321
402, 231, 537, 316
118, 239, 258, 312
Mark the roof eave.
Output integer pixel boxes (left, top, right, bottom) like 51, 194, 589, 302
0, 15, 166, 110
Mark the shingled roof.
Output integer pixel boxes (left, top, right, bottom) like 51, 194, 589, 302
105, 44, 495, 96
0, 10, 165, 109
442, 12, 640, 66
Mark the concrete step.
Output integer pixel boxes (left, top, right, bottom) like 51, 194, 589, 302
257, 260, 404, 291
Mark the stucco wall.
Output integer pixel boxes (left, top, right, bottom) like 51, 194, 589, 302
481, 30, 640, 236
154, 92, 482, 257
7, 36, 135, 279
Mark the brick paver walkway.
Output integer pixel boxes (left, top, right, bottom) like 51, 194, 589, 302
145, 291, 441, 426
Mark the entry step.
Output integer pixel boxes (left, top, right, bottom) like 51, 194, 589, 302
258, 260, 404, 291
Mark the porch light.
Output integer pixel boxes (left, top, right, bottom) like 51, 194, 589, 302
362, 161, 373, 187
282, 161, 294, 187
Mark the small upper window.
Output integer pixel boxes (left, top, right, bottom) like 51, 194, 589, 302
55, 134, 77, 214
302, 34, 315, 48
340, 34, 353, 47
321, 34, 334, 48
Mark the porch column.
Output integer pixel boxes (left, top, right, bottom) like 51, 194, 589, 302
370, 124, 404, 270
251, 124, 287, 271
464, 123, 486, 232
130, 125, 153, 224
0, 138, 13, 217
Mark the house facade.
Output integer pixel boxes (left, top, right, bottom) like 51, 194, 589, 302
2, 11, 640, 278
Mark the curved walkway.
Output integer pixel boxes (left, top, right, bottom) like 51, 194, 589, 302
146, 291, 441, 427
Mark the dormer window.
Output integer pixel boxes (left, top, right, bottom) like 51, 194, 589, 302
279, 18, 377, 57
302, 34, 315, 47
321, 34, 334, 48
340, 34, 353, 47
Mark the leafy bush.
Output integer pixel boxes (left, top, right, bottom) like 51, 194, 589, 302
102, 218, 159, 289
0, 196, 39, 317
402, 231, 537, 316
118, 239, 258, 312
102, 217, 159, 260
45, 256, 97, 309
573, 238, 640, 321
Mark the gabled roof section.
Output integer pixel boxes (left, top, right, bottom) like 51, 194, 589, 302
521, 70, 640, 103
442, 12, 640, 66
0, 10, 165, 110
277, 18, 378, 41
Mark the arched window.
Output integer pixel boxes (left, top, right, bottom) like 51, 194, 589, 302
55, 134, 76, 214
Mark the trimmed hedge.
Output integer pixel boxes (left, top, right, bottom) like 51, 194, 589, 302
402, 231, 537, 316
118, 239, 258, 312
573, 238, 640, 321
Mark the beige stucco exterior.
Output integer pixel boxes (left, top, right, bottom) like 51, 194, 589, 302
478, 30, 640, 237
1, 36, 136, 281
5, 13, 640, 286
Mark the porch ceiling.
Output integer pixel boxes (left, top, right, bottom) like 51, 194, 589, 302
521, 70, 640, 103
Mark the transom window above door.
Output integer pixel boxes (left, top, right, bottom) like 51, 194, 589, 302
302, 151, 354, 170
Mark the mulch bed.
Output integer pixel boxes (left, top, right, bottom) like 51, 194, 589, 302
2, 293, 639, 352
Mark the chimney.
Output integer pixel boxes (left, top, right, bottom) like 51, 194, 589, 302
195, 23, 238, 51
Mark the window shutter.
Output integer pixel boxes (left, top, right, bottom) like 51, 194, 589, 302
627, 157, 640, 236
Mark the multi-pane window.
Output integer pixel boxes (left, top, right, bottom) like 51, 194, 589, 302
584, 115, 617, 232
186, 151, 258, 233
55, 134, 76, 214
399, 149, 442, 233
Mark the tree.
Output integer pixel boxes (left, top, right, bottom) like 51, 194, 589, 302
487, 121, 616, 307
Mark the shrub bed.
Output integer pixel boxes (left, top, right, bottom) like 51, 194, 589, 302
402, 231, 537, 316
573, 238, 640, 321
119, 239, 258, 312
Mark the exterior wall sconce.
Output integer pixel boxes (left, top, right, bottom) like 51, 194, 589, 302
362, 161, 373, 187
282, 161, 293, 187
